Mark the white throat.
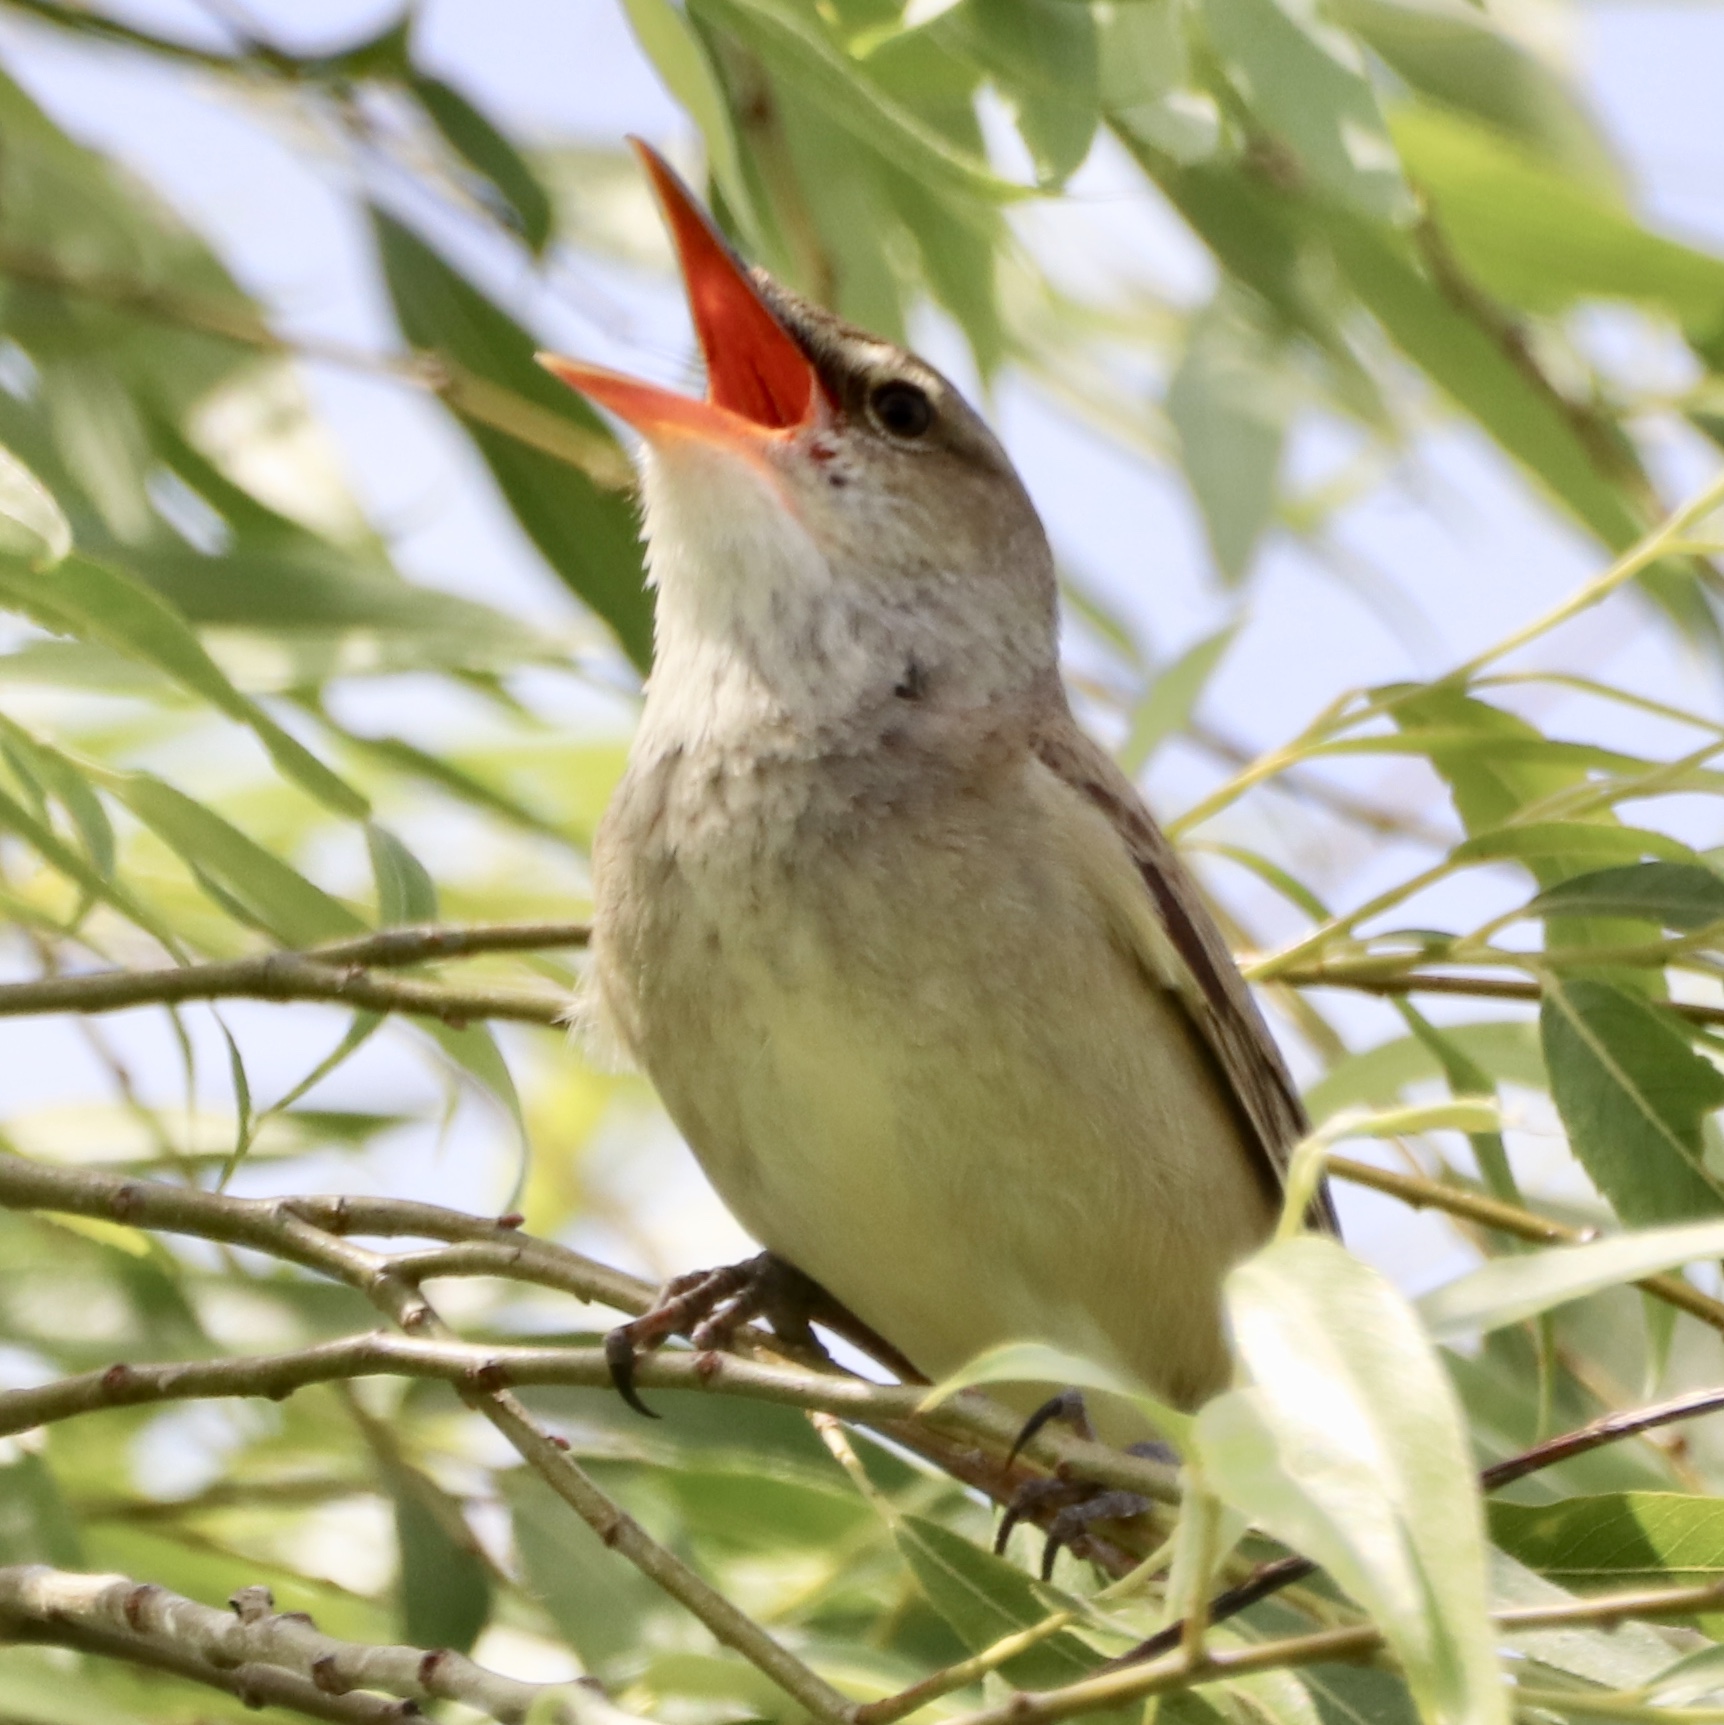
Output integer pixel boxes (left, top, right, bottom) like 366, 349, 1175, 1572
634, 439, 913, 759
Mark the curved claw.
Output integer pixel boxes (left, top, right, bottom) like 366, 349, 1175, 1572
605, 1325, 660, 1419
994, 1476, 1088, 1557
1006, 1389, 1091, 1472
1039, 1491, 1151, 1580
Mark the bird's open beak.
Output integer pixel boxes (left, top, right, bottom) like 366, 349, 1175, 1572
538, 141, 821, 448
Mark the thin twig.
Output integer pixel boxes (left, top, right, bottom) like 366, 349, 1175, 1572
0, 1152, 1180, 1512
0, 1331, 921, 1442
0, 921, 588, 1022
0, 952, 567, 1024
937, 1578, 1724, 1725
0, 1565, 626, 1725
0, 1152, 855, 1722
1326, 1154, 1724, 1335
1109, 1376, 1724, 1669
1270, 958, 1724, 1028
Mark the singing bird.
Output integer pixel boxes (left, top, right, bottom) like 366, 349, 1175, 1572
543, 145, 1331, 1421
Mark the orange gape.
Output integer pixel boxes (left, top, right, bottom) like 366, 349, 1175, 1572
537, 141, 820, 444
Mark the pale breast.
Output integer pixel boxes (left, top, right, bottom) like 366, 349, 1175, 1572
591, 733, 1276, 1409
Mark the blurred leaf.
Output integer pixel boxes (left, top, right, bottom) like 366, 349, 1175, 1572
1120, 625, 1238, 773
390, 1467, 492, 1653
1327, 0, 1623, 190
0, 777, 177, 948
1197, 1237, 1506, 1725
1319, 216, 1652, 562
1198, 0, 1411, 222
366, 823, 438, 925
939, 0, 1098, 184
106, 770, 363, 947
506, 1469, 664, 1678
0, 444, 72, 568
1100, 0, 1219, 164
1168, 290, 1292, 583
0, 1451, 83, 1567
1532, 862, 1724, 932
1451, 822, 1698, 872
0, 554, 367, 818
1394, 105, 1724, 346
1650, 1640, 1724, 1706
693, 0, 1020, 204
1490, 1546, 1685, 1690
920, 1338, 1190, 1448
370, 210, 653, 669
1491, 1492, 1724, 1590
895, 1515, 1099, 1687
1541, 976, 1724, 1225
410, 72, 554, 253
1420, 1215, 1724, 1341
0, 712, 115, 884
619, 0, 760, 243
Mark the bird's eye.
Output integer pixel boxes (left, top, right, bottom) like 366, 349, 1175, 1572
869, 380, 934, 441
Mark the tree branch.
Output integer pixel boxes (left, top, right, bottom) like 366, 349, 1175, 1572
0, 1151, 1177, 1501
0, 1565, 631, 1725
0, 952, 566, 1025
0, 921, 587, 1024
0, 1151, 856, 1723
1272, 959, 1724, 1026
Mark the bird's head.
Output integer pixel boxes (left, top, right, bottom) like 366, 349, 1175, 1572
541, 143, 1057, 725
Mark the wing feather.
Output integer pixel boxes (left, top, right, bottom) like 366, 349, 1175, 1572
1035, 717, 1339, 1235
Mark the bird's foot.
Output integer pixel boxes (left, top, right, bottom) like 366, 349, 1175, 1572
996, 1480, 1155, 1579
605, 1251, 922, 1417
995, 1392, 1168, 1578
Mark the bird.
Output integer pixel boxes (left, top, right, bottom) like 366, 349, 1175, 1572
541, 142, 1332, 1433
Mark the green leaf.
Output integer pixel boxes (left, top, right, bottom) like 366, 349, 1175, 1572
1320, 217, 1650, 558
0, 554, 367, 818
1393, 104, 1724, 344
506, 1470, 664, 1678
1168, 290, 1292, 584
1197, 0, 1411, 222
1490, 1547, 1684, 1691
894, 1514, 1100, 1688
1419, 1215, 1724, 1341
0, 778, 178, 949
918, 1338, 1191, 1450
1099, 0, 1218, 164
1541, 975, 1724, 1225
1327, 0, 1623, 190
1650, 1640, 1724, 1706
390, 1467, 492, 1653
367, 823, 438, 926
0, 713, 115, 885
410, 73, 554, 253
1450, 823, 1699, 872
693, 0, 1021, 204
1197, 1237, 1507, 1725
107, 770, 364, 947
617, 0, 760, 244
0, 1451, 83, 1566
1119, 625, 1238, 773
1491, 1492, 1724, 1591
370, 211, 653, 670
0, 444, 71, 568
1532, 862, 1724, 932
939, 0, 1099, 184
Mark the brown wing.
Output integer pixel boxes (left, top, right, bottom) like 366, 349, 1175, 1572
1036, 718, 1340, 1235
